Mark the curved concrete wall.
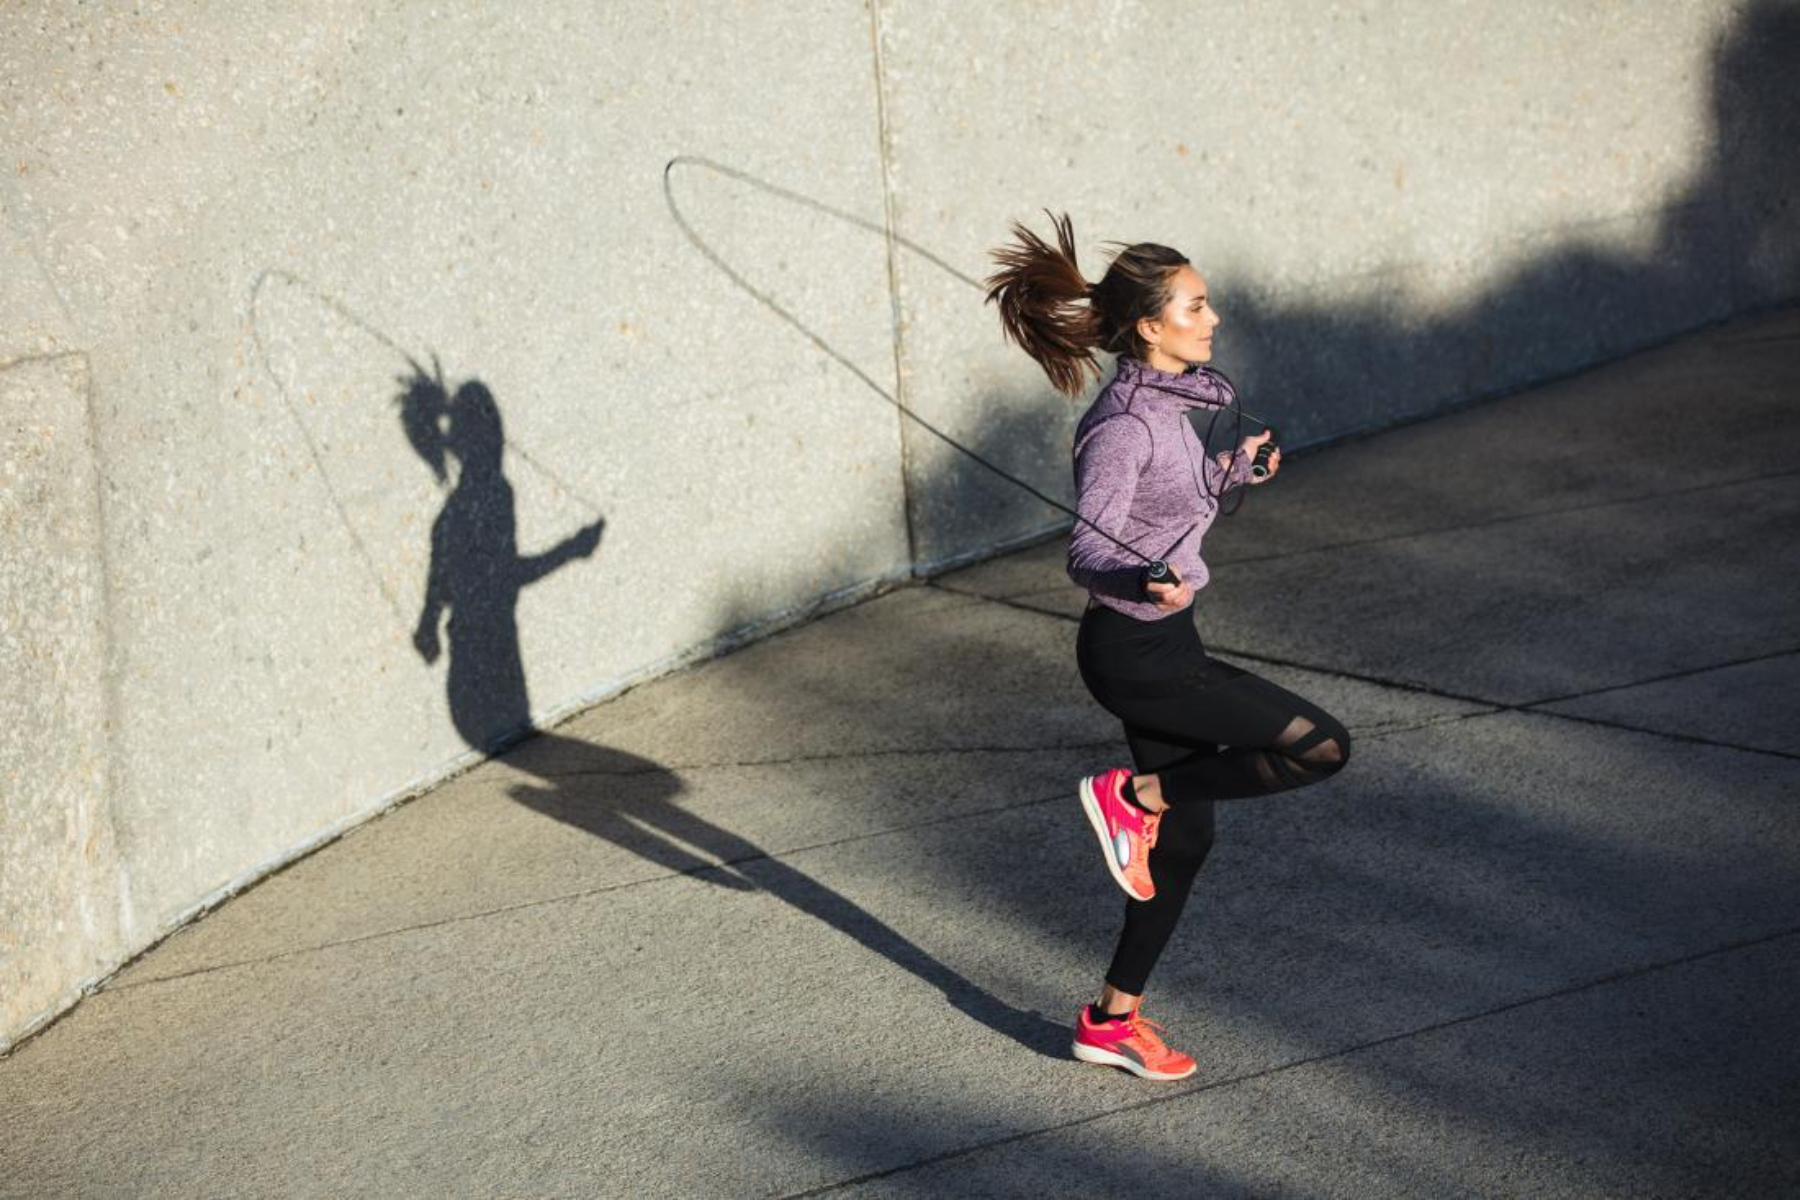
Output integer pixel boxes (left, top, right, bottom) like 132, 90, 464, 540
4, 1, 1795, 1048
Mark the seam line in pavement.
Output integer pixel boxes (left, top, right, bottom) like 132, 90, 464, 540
927, 581, 1086, 623
929, 584, 1800, 762
782, 923, 1800, 1198
100, 782, 1085, 994
1207, 460, 1800, 567
990, 466, 1800, 587
1518, 644, 1800, 707
93, 707, 1473, 995
1210, 644, 1800, 760
99, 704, 1517, 995
532, 739, 1119, 779
1208, 645, 1800, 761
1504, 706, 1800, 762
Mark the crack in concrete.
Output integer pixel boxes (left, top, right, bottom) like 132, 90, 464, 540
783, 923, 1800, 1197
930, 582, 1800, 762
928, 580, 1084, 622
1206, 464, 1800, 571
1353, 710, 1508, 743
1507, 706, 1800, 763
96, 783, 1077, 995
528, 739, 1120, 779
954, 464, 1800, 600
1519, 645, 1800, 708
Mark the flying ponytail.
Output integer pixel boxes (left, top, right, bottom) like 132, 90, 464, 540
985, 211, 1191, 397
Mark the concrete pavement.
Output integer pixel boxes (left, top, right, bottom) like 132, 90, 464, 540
4, 306, 1798, 1197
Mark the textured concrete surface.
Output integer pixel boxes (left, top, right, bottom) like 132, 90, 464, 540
876, 1, 1800, 561
2, 307, 1797, 1196
4, 0, 1797, 1054
1, 1, 906, 1046
0, 353, 125, 1046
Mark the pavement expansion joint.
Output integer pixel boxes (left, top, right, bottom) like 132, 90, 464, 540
938, 467, 1800, 594
1209, 464, 1800, 571
1220, 646, 1800, 762
926, 579, 1083, 621
101, 785, 1078, 994
783, 923, 1800, 1198
1207, 643, 1501, 707
1352, 709, 1508, 743
928, 583, 1798, 762
1517, 644, 1800, 708
1506, 706, 1800, 763
533, 739, 1120, 779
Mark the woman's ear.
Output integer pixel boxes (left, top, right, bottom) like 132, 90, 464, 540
1136, 315, 1162, 353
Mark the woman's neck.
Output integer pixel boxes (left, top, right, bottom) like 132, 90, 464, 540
1143, 347, 1191, 374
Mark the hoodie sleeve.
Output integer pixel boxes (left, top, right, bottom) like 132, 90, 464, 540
1198, 367, 1256, 487
1067, 415, 1154, 600
1226, 443, 1255, 488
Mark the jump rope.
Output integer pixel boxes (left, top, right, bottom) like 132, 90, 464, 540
817, 357, 1280, 592
1082, 370, 1279, 591
662, 157, 1279, 593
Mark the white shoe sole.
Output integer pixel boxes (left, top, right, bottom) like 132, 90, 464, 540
1078, 776, 1153, 902
1071, 1039, 1196, 1081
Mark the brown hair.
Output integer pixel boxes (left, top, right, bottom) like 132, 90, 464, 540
984, 211, 1190, 396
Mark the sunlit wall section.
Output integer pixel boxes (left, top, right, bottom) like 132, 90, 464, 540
0, 2, 904, 1047
877, 1, 1798, 564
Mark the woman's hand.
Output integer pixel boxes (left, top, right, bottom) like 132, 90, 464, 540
413, 620, 441, 665
1146, 576, 1193, 612
1217, 430, 1280, 484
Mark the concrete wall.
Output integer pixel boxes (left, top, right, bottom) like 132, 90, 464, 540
3, 0, 1794, 1049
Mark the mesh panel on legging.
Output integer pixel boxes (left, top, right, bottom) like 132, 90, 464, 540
1140, 676, 1353, 805
1104, 729, 1217, 996
1098, 681, 1352, 995
1076, 607, 1353, 994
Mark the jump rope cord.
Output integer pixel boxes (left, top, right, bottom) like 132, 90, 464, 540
251, 267, 607, 517
1099, 369, 1274, 566
254, 263, 1262, 578
662, 156, 1270, 570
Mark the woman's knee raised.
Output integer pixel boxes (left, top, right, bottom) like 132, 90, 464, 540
1292, 714, 1351, 778
1316, 719, 1351, 773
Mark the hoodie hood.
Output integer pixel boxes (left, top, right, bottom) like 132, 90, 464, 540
1111, 356, 1236, 410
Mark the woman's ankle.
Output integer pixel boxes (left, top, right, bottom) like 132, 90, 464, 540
1096, 985, 1140, 1017
1130, 774, 1170, 813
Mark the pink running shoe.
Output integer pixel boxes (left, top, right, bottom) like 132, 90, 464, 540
1072, 1005, 1198, 1081
1078, 768, 1160, 901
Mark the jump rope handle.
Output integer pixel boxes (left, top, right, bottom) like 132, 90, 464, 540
1144, 559, 1181, 593
1251, 426, 1281, 480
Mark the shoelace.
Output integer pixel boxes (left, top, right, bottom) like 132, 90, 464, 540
1127, 1011, 1172, 1054
1142, 809, 1162, 850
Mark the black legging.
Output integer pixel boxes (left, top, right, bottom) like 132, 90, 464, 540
1076, 602, 1352, 996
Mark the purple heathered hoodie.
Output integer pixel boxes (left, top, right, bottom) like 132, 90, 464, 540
1067, 356, 1254, 621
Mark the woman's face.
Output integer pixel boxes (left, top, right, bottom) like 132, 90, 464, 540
1139, 265, 1220, 368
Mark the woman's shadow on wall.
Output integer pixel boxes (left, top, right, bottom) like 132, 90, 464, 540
396, 360, 1063, 1055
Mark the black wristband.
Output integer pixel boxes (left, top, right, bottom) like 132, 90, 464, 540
1142, 560, 1180, 597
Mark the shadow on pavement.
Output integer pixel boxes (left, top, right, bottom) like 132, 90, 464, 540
405, 363, 1066, 1058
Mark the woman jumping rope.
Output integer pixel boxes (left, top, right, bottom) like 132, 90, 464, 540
986, 214, 1354, 1081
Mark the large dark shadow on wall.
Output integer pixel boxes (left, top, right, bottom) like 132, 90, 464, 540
672, 1, 1798, 568
399, 361, 1064, 1056
1219, 0, 1800, 456
651, 5, 1800, 1191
